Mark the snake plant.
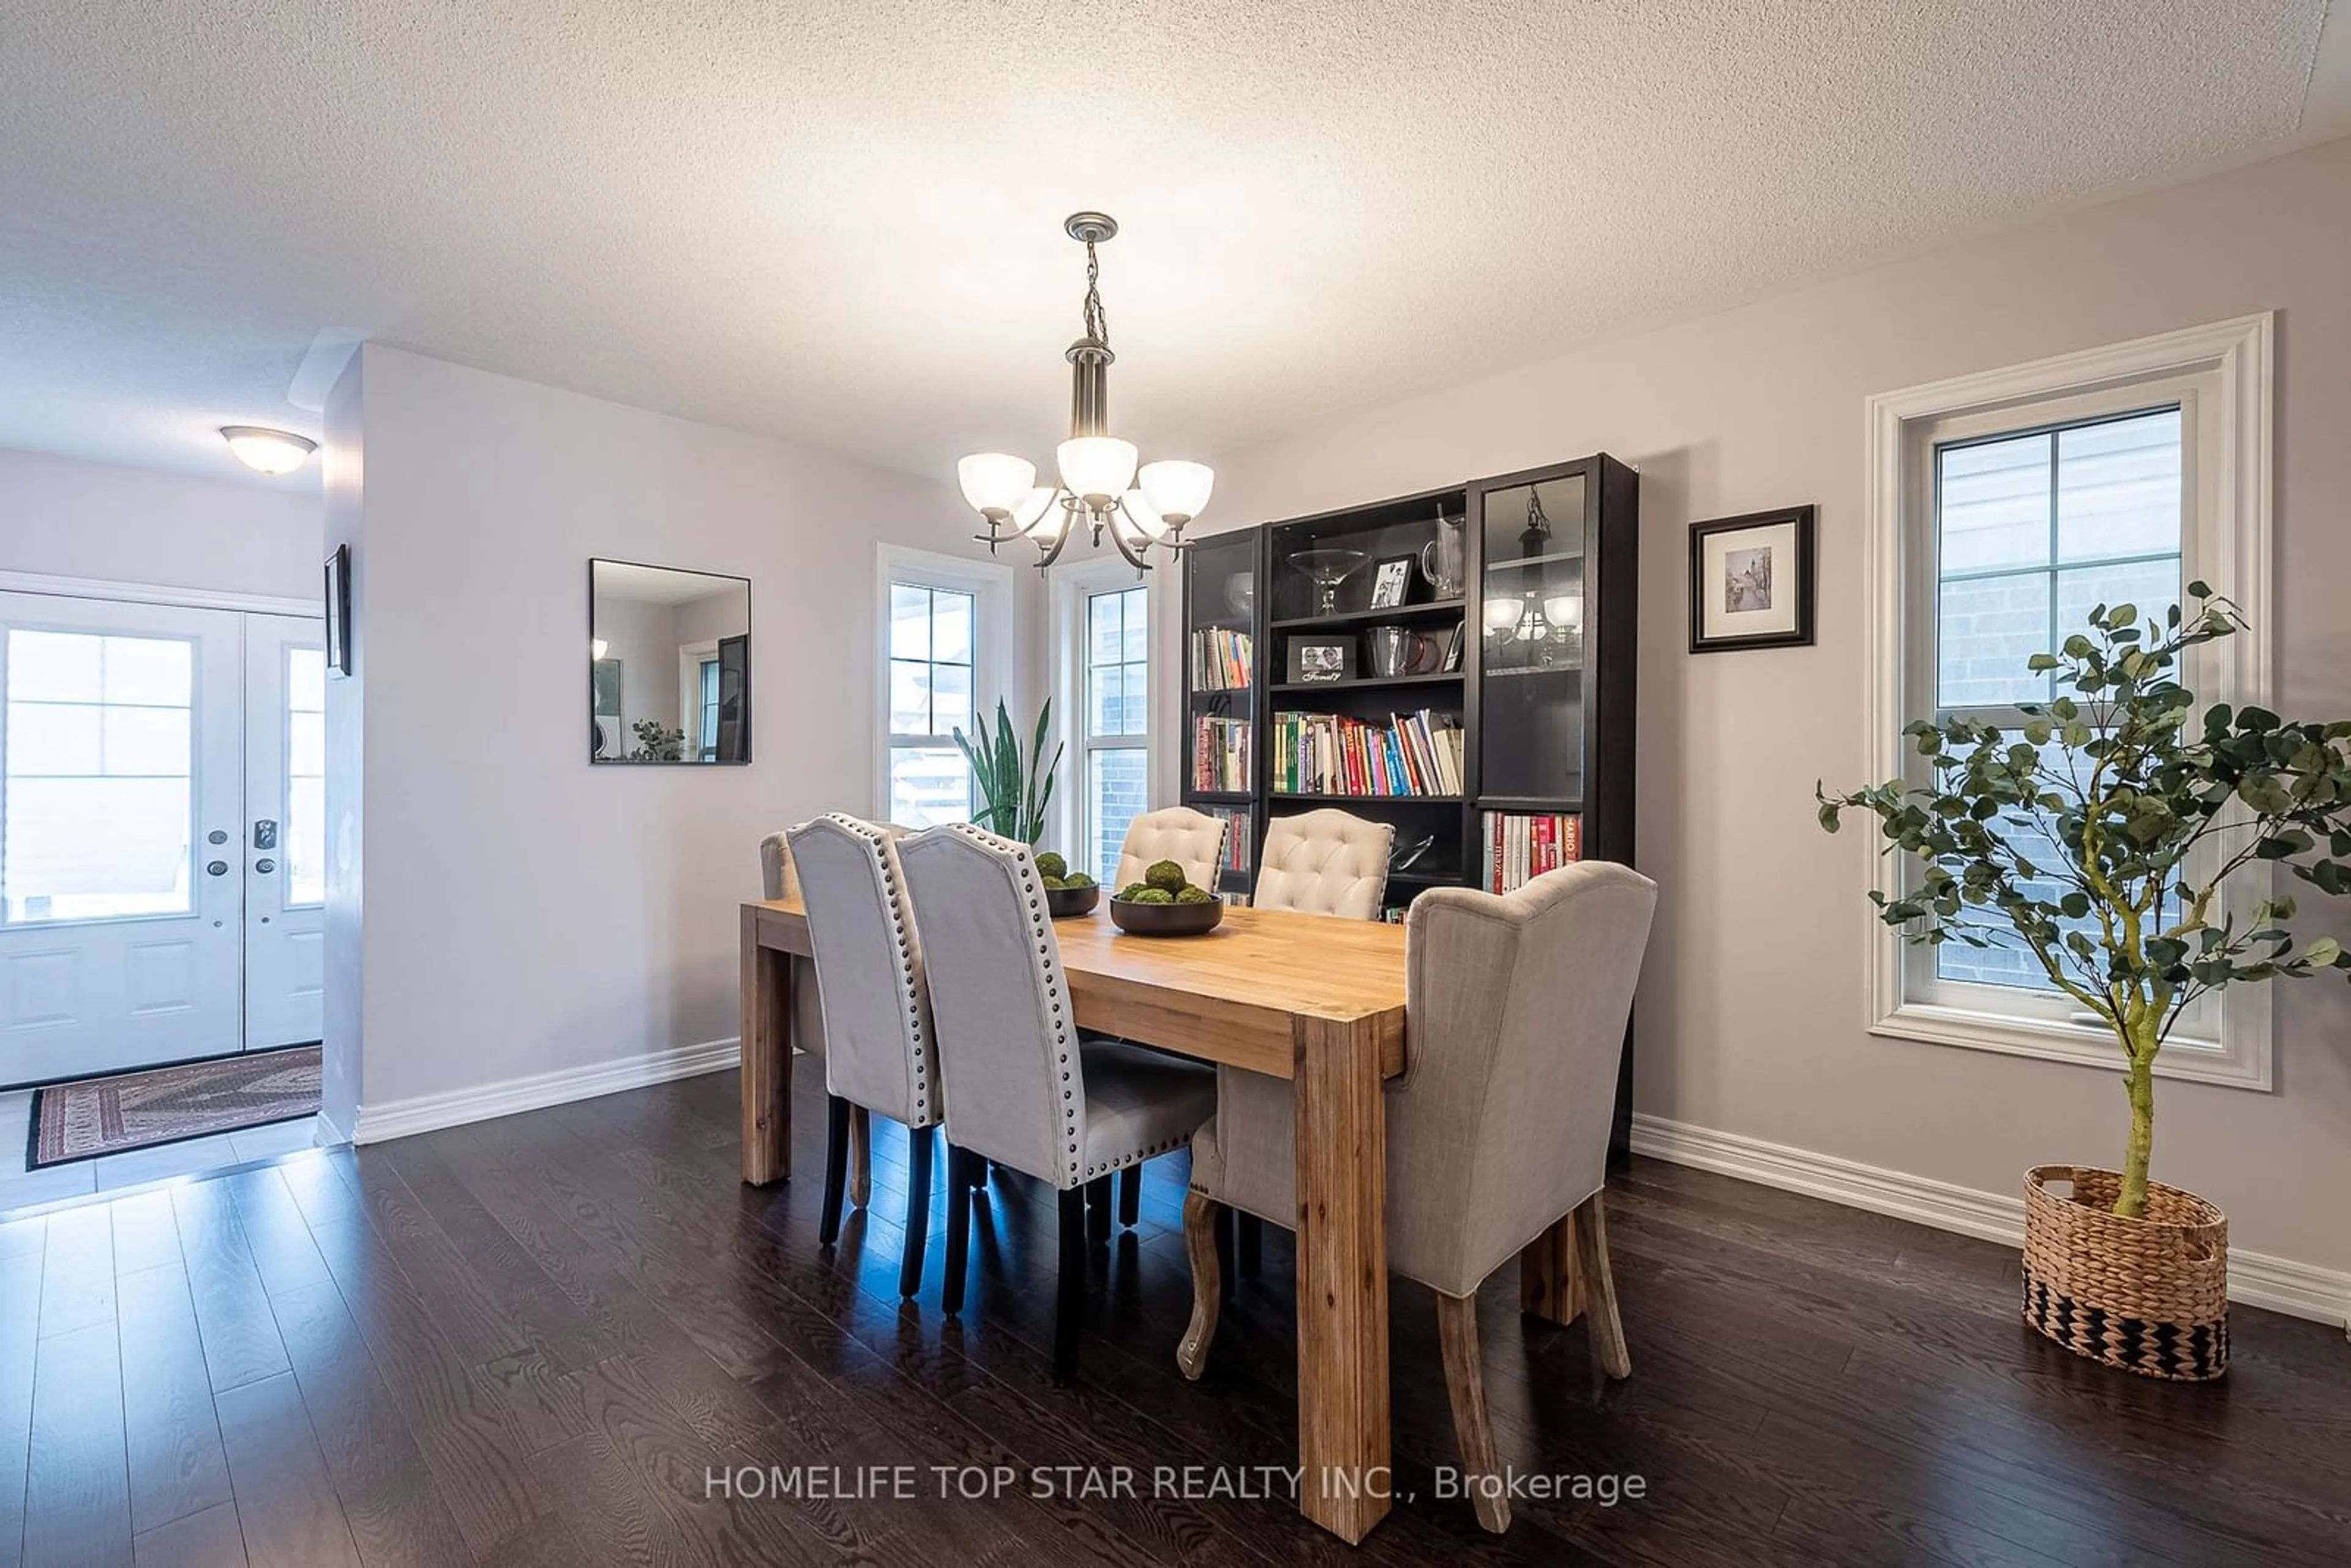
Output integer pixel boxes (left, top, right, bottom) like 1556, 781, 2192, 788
953, 696, 1063, 844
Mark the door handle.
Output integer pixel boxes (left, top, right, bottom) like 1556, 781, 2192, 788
253, 819, 279, 850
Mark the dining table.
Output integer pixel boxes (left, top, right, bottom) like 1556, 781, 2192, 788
738, 895, 1585, 1545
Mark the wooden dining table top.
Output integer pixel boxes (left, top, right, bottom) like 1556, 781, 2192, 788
746, 896, 1409, 1081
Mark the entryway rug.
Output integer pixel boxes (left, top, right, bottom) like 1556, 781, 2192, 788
27, 1044, 321, 1169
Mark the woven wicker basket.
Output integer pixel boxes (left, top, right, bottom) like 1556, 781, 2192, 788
2021, 1165, 2229, 1381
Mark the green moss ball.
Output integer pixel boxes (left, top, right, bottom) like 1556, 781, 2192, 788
1128, 887, 1176, 906
1063, 872, 1095, 888
1118, 882, 1153, 900
1174, 885, 1215, 906
1145, 859, 1188, 892
1041, 874, 1067, 890
1034, 851, 1068, 880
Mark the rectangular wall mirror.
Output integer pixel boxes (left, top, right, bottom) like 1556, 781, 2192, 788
589, 558, 751, 763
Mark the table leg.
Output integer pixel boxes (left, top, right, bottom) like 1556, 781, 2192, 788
1518, 1215, 1586, 1326
740, 907, 792, 1184
1291, 1013, 1390, 1544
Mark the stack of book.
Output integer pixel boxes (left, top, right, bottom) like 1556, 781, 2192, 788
1271, 709, 1465, 797
1481, 811, 1581, 892
1205, 804, 1254, 876
1190, 628, 1254, 692
1191, 715, 1252, 792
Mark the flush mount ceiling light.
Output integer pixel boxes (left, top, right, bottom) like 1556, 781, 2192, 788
220, 425, 318, 475
956, 213, 1212, 571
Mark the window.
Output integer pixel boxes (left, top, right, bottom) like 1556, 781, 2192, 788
3, 629, 195, 923
284, 645, 326, 907
1081, 583, 1151, 885
697, 656, 721, 762
878, 547, 1011, 829
1865, 315, 2273, 1087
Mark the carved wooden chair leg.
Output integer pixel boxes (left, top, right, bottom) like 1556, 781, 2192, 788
817, 1095, 850, 1247
1436, 1292, 1510, 1534
942, 1145, 975, 1315
1572, 1190, 1632, 1379
1054, 1187, 1088, 1384
847, 1105, 872, 1209
1119, 1165, 1141, 1227
1176, 1190, 1222, 1380
899, 1124, 935, 1297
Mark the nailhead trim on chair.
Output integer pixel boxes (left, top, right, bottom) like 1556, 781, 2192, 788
945, 821, 1087, 1186
819, 811, 936, 1125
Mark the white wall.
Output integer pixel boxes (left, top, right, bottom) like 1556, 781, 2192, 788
329, 345, 1037, 1119
1201, 136, 2351, 1278
0, 445, 318, 601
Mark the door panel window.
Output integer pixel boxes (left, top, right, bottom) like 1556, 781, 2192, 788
284, 647, 327, 907
4, 629, 197, 923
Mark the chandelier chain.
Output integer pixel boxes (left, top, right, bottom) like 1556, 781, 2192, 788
1081, 239, 1109, 348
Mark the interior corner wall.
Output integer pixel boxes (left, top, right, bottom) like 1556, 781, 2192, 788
0, 445, 320, 601
1200, 135, 2351, 1276
339, 343, 1002, 1120
319, 353, 366, 1136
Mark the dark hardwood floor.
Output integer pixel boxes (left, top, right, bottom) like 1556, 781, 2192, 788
2, 1068, 2346, 1567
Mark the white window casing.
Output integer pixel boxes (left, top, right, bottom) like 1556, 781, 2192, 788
1861, 314, 2274, 1089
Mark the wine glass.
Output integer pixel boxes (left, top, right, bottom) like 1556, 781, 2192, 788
1291, 547, 1368, 617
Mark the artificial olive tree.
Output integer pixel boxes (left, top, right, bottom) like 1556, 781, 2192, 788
1818, 586, 2351, 1218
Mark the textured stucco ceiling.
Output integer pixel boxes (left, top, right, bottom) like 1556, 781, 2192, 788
0, 1, 2342, 489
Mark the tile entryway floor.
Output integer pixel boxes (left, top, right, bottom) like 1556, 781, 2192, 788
0, 1086, 320, 1214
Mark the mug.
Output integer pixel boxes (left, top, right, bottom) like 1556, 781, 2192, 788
1365, 625, 1437, 678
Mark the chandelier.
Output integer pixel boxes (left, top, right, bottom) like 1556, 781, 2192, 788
956, 212, 1213, 571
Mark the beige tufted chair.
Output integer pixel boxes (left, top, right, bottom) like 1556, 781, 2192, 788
1253, 808, 1395, 919
1112, 806, 1227, 893
898, 823, 1217, 1384
785, 815, 940, 1298
1177, 861, 1660, 1534
763, 822, 909, 1208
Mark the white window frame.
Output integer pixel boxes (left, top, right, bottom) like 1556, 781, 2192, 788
1862, 314, 2274, 1089
1051, 556, 1155, 879
875, 545, 1013, 827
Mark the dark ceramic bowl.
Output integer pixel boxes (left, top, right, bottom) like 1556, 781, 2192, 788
1108, 895, 1224, 937
1044, 883, 1101, 919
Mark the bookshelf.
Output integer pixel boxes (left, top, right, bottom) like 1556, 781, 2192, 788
1180, 454, 1640, 1142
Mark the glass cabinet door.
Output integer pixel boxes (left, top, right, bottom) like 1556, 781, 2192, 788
1475, 468, 1589, 803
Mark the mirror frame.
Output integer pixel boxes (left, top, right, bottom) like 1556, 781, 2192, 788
588, 557, 754, 767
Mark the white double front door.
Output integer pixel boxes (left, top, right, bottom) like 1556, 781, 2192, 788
0, 592, 326, 1085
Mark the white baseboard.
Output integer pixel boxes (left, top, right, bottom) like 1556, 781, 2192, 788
1629, 1112, 2351, 1335
352, 1037, 741, 1146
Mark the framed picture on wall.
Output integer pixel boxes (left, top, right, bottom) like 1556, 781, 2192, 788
1689, 506, 1815, 653
324, 543, 353, 675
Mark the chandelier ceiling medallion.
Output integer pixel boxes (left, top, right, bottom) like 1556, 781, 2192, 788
955, 212, 1212, 571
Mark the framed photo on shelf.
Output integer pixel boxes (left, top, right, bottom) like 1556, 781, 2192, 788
1286, 637, 1355, 683
1367, 555, 1415, 609
324, 543, 353, 675
1689, 505, 1815, 654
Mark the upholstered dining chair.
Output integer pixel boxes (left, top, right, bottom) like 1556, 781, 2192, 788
898, 822, 1218, 1384
1253, 807, 1395, 919
764, 822, 909, 1209
1176, 861, 1659, 1534
1112, 805, 1228, 895
784, 814, 941, 1297
1097, 804, 1230, 1229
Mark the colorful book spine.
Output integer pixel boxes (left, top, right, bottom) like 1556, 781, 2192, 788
1189, 628, 1254, 692
1267, 708, 1463, 798
1480, 811, 1583, 891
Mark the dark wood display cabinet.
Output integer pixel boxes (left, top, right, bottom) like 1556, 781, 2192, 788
1180, 453, 1641, 1145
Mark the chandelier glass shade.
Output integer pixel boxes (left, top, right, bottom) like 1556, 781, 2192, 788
956, 213, 1211, 569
